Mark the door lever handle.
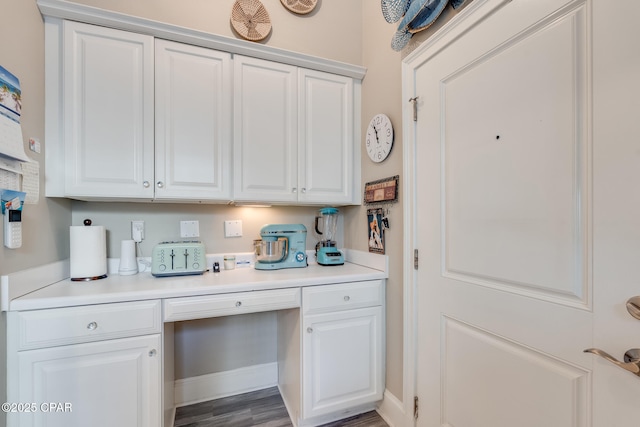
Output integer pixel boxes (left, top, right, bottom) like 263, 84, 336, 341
584, 348, 640, 376
626, 296, 640, 320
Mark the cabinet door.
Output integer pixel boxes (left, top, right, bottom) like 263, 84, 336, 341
155, 40, 232, 200
302, 306, 383, 419
63, 21, 155, 199
233, 55, 298, 202
298, 69, 355, 204
16, 335, 161, 427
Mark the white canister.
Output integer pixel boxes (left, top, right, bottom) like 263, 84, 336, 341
224, 255, 236, 270
118, 240, 138, 276
70, 220, 107, 281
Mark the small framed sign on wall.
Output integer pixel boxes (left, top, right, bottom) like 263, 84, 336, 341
364, 175, 398, 205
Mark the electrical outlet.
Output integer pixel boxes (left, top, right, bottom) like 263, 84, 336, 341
180, 220, 200, 238
131, 220, 144, 242
28, 138, 41, 153
224, 220, 243, 237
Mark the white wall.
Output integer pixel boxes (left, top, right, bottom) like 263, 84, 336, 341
71, 203, 333, 258
69, 0, 364, 65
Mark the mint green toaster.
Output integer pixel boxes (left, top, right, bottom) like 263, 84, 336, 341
151, 241, 206, 277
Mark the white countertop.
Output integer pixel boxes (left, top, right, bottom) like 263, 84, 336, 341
7, 250, 387, 311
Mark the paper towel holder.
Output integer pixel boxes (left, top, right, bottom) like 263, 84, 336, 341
70, 219, 108, 282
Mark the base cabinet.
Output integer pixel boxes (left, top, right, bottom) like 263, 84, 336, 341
302, 306, 383, 419
292, 280, 384, 425
6, 279, 383, 427
13, 335, 161, 427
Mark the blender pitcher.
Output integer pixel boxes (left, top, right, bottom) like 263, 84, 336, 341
314, 207, 344, 266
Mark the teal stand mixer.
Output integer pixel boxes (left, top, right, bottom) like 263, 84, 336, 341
255, 224, 308, 270
314, 207, 344, 266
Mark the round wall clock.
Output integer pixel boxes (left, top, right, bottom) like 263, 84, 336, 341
366, 113, 394, 163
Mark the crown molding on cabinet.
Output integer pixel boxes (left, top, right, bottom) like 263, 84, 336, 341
36, 0, 367, 80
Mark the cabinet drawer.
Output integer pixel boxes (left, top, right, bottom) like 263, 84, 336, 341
16, 300, 161, 350
163, 288, 301, 322
302, 280, 384, 314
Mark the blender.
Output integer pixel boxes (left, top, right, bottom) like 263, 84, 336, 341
314, 207, 344, 266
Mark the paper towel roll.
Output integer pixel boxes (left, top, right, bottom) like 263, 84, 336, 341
70, 225, 107, 281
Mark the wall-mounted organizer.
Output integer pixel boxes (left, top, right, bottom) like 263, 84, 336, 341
364, 175, 399, 255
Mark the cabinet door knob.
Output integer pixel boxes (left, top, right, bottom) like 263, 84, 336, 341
307, 327, 313, 333
301, 188, 306, 193
292, 188, 297, 193
344, 295, 350, 302
235, 301, 242, 307
143, 181, 150, 188
149, 349, 157, 357
87, 321, 98, 330
157, 181, 164, 188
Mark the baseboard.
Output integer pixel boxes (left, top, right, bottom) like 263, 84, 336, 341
376, 389, 406, 427
174, 362, 278, 407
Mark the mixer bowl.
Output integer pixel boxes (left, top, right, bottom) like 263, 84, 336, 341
255, 238, 288, 263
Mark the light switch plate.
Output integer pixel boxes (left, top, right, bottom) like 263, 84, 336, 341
180, 220, 200, 238
224, 220, 242, 237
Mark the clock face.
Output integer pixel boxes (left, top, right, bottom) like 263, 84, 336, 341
366, 114, 394, 163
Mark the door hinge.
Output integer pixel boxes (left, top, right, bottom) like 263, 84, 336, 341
409, 96, 419, 121
414, 395, 419, 420
414, 249, 419, 270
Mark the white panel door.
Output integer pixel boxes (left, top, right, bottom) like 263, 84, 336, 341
298, 69, 354, 204
233, 55, 298, 202
63, 21, 154, 199
406, 0, 640, 425
16, 335, 161, 427
155, 40, 232, 200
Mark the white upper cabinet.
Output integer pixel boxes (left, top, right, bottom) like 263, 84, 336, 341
233, 56, 360, 205
155, 40, 232, 200
47, 21, 234, 202
43, 12, 364, 205
233, 56, 298, 203
298, 69, 355, 204
60, 20, 155, 199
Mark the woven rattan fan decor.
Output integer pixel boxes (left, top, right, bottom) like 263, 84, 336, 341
280, 0, 318, 15
231, 0, 272, 41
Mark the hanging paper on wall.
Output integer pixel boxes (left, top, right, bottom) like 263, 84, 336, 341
0, 65, 29, 162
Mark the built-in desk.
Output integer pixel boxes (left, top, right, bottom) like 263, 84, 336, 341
2, 250, 387, 427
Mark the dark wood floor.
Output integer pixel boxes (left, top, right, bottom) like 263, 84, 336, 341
174, 387, 389, 427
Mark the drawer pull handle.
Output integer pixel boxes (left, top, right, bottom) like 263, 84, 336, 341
235, 301, 242, 307
149, 349, 157, 357
307, 327, 313, 333
344, 296, 350, 302
87, 321, 98, 330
